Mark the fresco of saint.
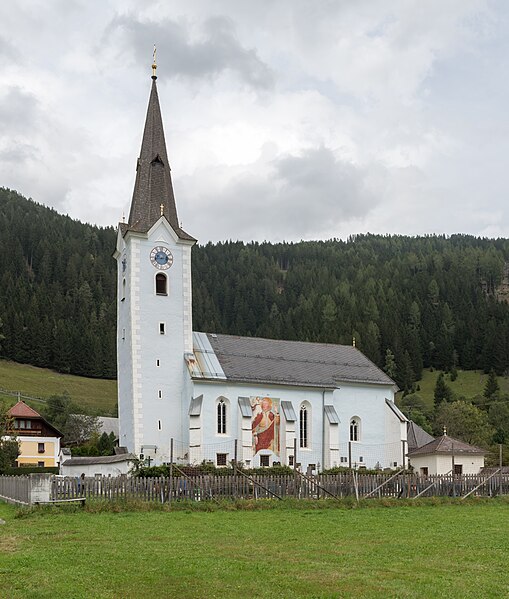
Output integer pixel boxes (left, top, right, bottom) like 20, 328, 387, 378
251, 396, 280, 456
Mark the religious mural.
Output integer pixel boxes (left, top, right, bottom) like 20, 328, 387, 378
251, 396, 280, 456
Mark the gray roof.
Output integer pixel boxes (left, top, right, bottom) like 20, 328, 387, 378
324, 405, 340, 424
189, 395, 203, 416
281, 400, 297, 422
238, 397, 252, 418
98, 417, 119, 439
407, 420, 434, 452
408, 435, 486, 457
124, 78, 194, 241
196, 333, 395, 388
61, 454, 137, 466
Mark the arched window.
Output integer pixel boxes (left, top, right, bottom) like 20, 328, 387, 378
155, 273, 167, 295
217, 398, 227, 434
299, 404, 309, 448
350, 417, 360, 442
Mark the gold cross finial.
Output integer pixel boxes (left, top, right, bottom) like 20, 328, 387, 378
160, 203, 164, 216
152, 45, 157, 79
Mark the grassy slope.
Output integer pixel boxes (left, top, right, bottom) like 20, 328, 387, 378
399, 368, 509, 412
0, 501, 508, 598
0, 360, 117, 416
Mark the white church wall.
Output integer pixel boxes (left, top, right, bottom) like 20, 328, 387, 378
333, 383, 399, 469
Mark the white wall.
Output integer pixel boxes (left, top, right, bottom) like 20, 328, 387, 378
116, 218, 194, 464
409, 454, 485, 475
60, 461, 134, 477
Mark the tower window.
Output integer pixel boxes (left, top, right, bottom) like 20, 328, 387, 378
158, 420, 162, 431
121, 279, 126, 301
155, 273, 167, 295
156, 359, 160, 367
158, 390, 162, 399
159, 322, 165, 334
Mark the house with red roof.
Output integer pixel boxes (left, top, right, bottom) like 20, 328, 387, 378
6, 401, 62, 468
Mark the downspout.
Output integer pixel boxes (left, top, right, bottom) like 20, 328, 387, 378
322, 389, 326, 470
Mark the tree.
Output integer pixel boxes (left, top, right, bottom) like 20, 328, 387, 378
484, 369, 500, 401
434, 372, 453, 405
383, 348, 397, 380
42, 393, 100, 446
0, 410, 20, 473
434, 401, 494, 448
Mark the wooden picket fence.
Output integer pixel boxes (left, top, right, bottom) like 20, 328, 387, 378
51, 472, 509, 503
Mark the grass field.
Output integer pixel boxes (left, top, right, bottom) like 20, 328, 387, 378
0, 360, 117, 416
398, 368, 509, 412
1, 500, 509, 598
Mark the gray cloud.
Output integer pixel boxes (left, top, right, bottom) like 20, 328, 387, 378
106, 14, 274, 89
181, 147, 384, 241
0, 87, 40, 135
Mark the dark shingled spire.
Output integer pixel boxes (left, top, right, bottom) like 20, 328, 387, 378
124, 78, 195, 241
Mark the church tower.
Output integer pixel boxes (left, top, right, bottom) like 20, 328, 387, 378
115, 63, 196, 464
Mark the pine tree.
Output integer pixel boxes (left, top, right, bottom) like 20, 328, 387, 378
484, 369, 500, 400
434, 372, 453, 405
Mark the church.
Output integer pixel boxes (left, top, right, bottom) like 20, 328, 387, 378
114, 63, 407, 471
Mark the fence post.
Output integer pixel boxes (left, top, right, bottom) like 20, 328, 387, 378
348, 441, 352, 469
293, 437, 298, 499
500, 444, 503, 496
169, 438, 173, 504
29, 473, 52, 504
401, 439, 407, 469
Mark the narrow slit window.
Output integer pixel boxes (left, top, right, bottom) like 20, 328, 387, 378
159, 322, 165, 334
158, 390, 162, 399
156, 359, 160, 367
350, 418, 360, 442
158, 420, 162, 431
299, 405, 308, 448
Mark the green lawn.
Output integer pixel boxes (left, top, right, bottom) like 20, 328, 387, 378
1, 500, 508, 598
0, 360, 117, 416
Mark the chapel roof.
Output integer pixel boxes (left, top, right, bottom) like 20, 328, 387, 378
407, 434, 486, 457
123, 75, 194, 242
407, 420, 434, 452
191, 332, 396, 388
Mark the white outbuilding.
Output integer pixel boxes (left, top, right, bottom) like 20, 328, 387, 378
408, 433, 486, 475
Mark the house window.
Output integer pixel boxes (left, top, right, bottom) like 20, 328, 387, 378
359, 456, 363, 463
350, 417, 360, 442
159, 322, 165, 334
289, 455, 294, 466
38, 461, 44, 468
260, 455, 270, 467
420, 467, 429, 476
155, 273, 168, 295
217, 398, 227, 434
454, 464, 463, 475
38, 443, 45, 454
340, 457, 348, 463
299, 404, 309, 448
216, 453, 227, 467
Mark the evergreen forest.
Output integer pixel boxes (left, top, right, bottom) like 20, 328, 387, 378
2, 186, 509, 395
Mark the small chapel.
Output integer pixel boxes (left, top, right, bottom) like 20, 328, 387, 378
115, 63, 407, 471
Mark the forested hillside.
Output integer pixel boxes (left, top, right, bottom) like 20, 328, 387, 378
2, 187, 509, 390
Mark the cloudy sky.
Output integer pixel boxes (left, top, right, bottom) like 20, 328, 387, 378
0, 0, 508, 242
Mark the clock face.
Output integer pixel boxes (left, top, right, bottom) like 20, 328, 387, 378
150, 246, 173, 270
